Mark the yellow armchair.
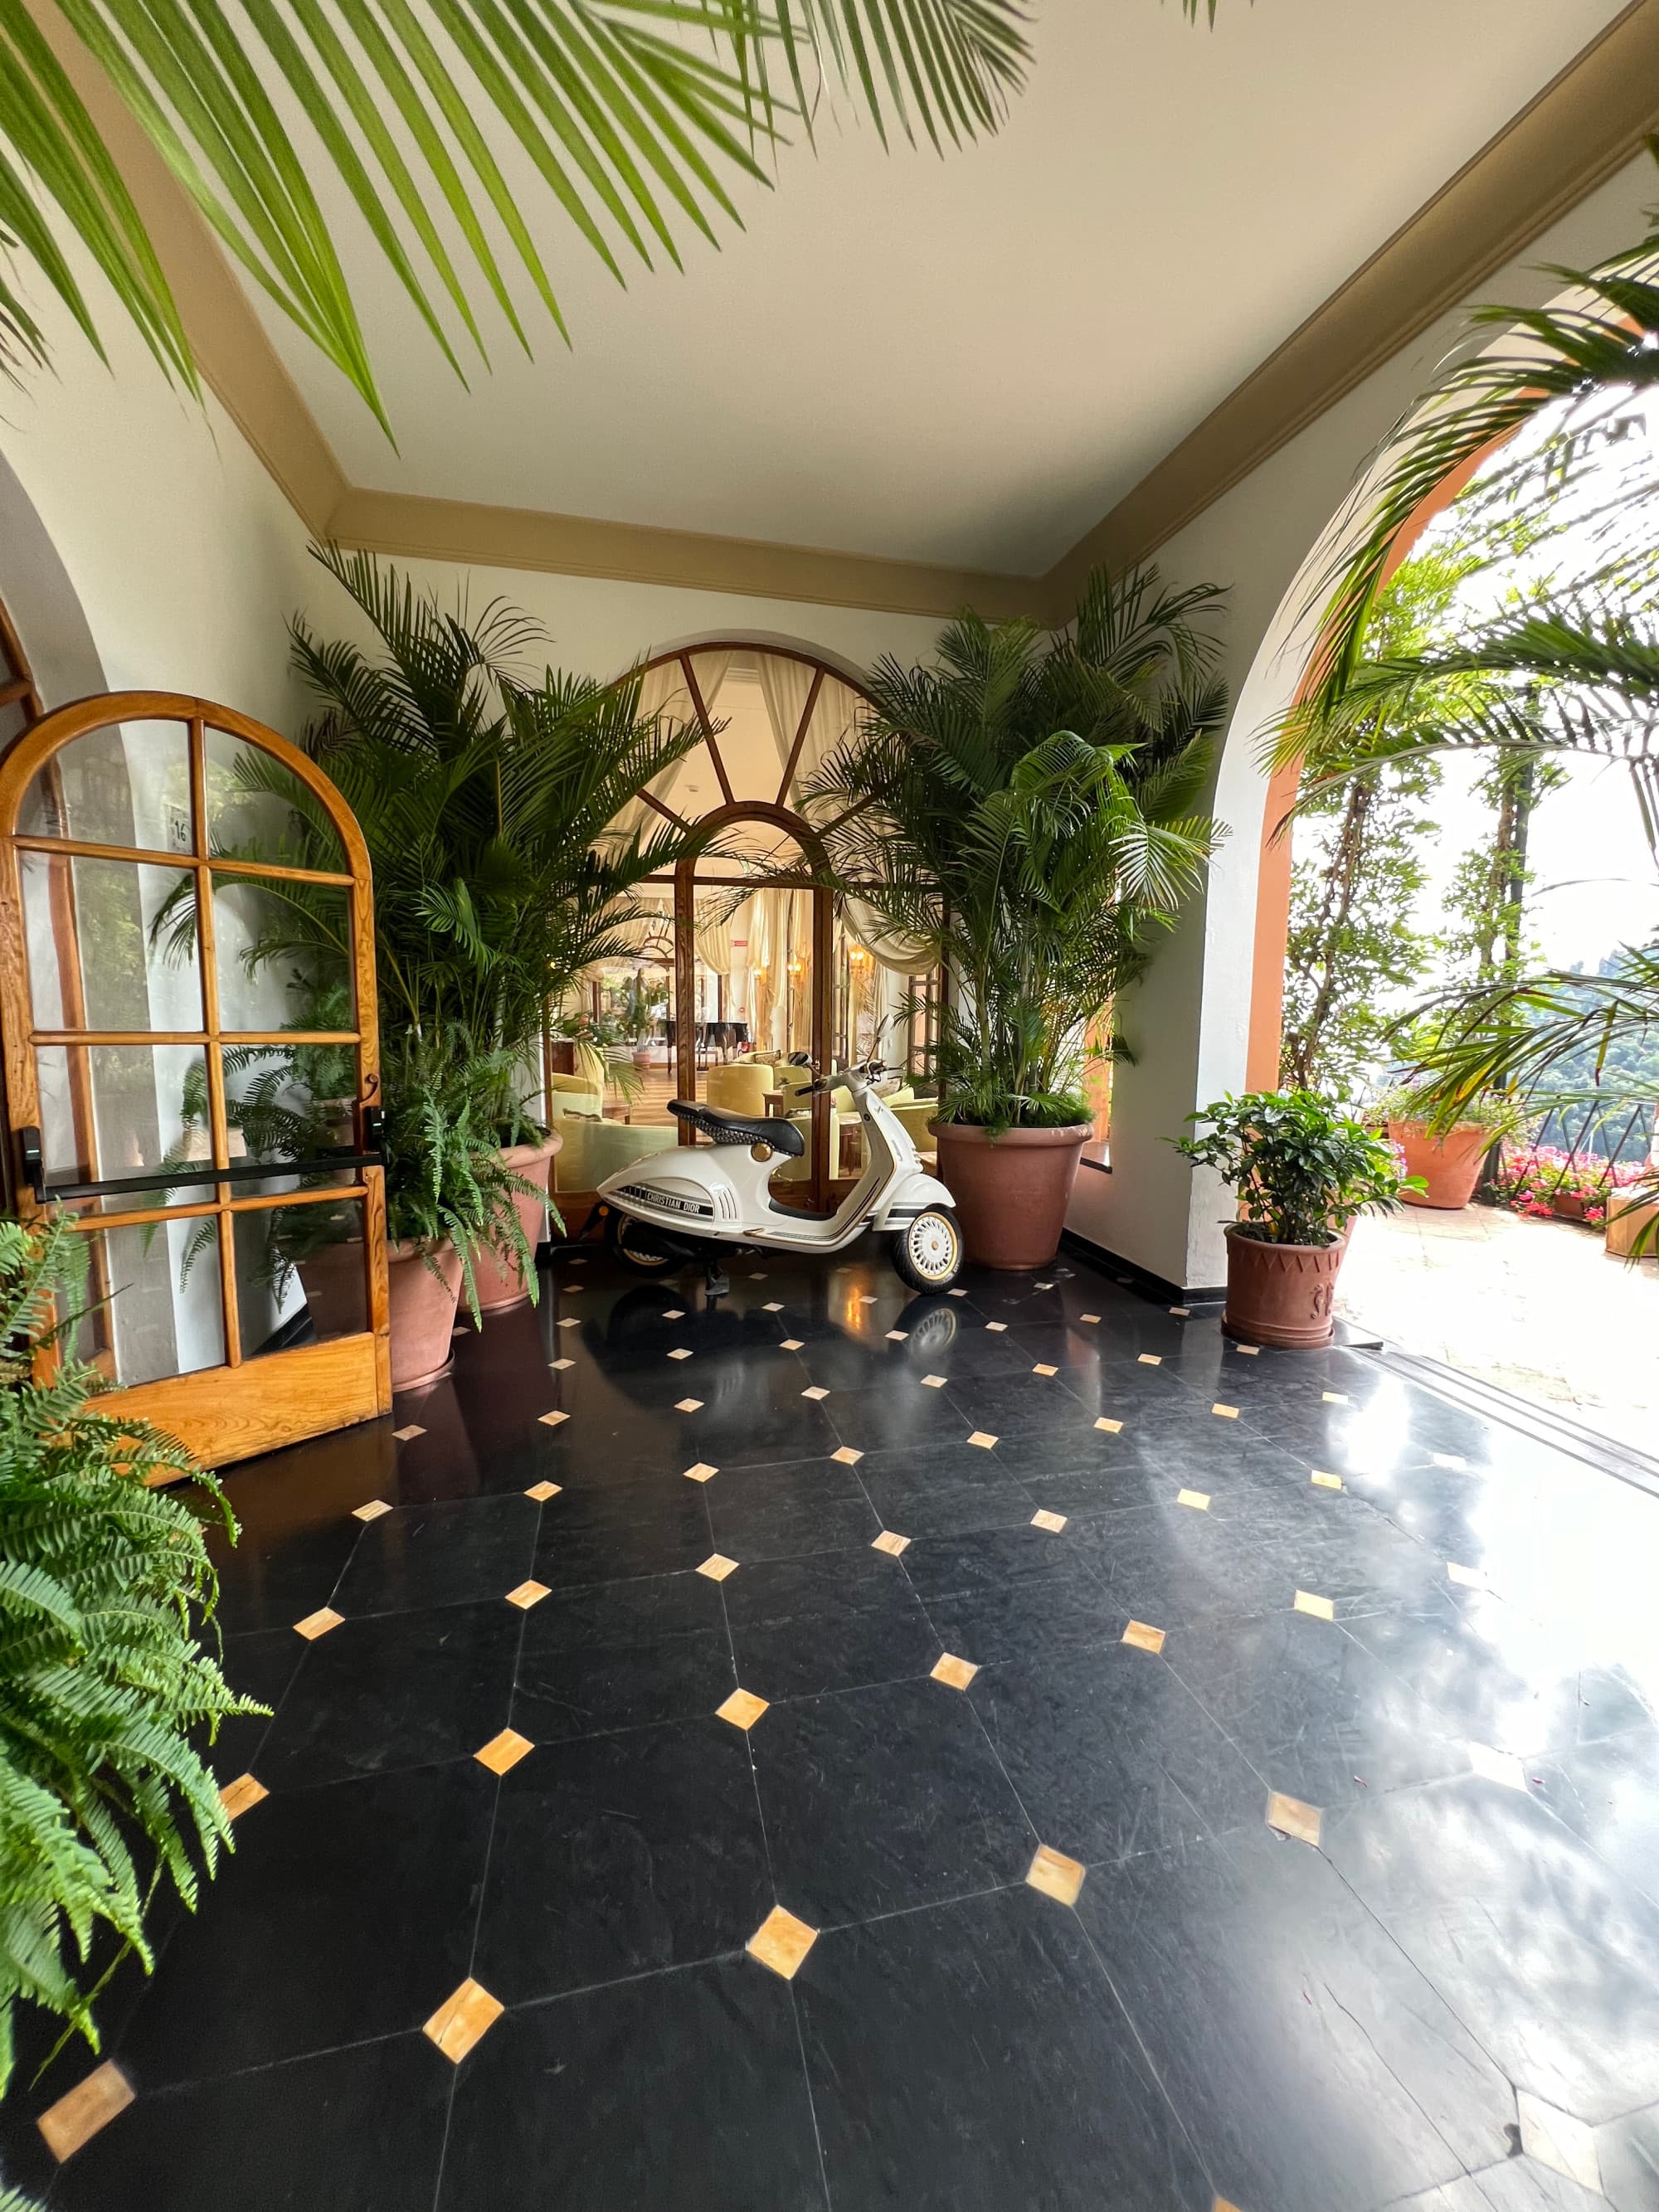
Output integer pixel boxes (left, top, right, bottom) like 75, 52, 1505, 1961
704, 1062, 775, 1119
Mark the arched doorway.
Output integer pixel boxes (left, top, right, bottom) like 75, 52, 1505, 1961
0, 692, 391, 1467
555, 642, 939, 1218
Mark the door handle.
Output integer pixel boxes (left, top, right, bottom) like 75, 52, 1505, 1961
17, 1126, 43, 1203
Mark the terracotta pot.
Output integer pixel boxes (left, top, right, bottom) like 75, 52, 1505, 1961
471, 1136, 562, 1315
932, 1121, 1091, 1270
1222, 1224, 1346, 1350
387, 1237, 463, 1392
1389, 1121, 1491, 1210
1552, 1190, 1588, 1223
294, 1237, 367, 1341
1606, 1195, 1659, 1258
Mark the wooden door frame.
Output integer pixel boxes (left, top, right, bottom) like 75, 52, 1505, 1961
0, 691, 391, 1468
674, 800, 834, 1210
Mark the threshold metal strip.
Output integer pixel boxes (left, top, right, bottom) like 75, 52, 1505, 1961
1363, 1343, 1659, 1503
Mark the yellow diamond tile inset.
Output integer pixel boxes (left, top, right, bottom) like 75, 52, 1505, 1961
525, 1480, 562, 1501
392, 1424, 425, 1441
294, 1607, 343, 1641
762, 1301, 785, 1312
921, 1373, 947, 1388
872, 1529, 911, 1556
684, 1461, 718, 1483
549, 1357, 575, 1372
675, 1397, 703, 1412
475, 1728, 533, 1776
1266, 1790, 1322, 1847
932, 1653, 979, 1690
1235, 1344, 1260, 1356
966, 1431, 999, 1450
353, 1499, 392, 1523
1094, 1417, 1123, 1435
886, 1330, 908, 1341
667, 1348, 693, 1361
538, 1409, 569, 1429
557, 1315, 581, 1329
1293, 1590, 1335, 1621
662, 1309, 685, 1320
1211, 1403, 1240, 1420
1170, 1306, 1190, 1317
1033, 1363, 1058, 1378
1025, 1844, 1087, 1907
1080, 1313, 1101, 1325
424, 1978, 504, 2064
1176, 1489, 1210, 1512
1030, 1510, 1068, 1533
1468, 1740, 1527, 1791
801, 1386, 830, 1402
1311, 1470, 1344, 1490
1138, 1354, 1162, 1367
698, 1553, 739, 1582
831, 1446, 864, 1466
1122, 1621, 1165, 1655
718, 1688, 770, 1732
1322, 1391, 1349, 1404
218, 1772, 268, 1820
37, 2061, 134, 2163
985, 1321, 1007, 1333
505, 1580, 550, 1610
747, 1904, 818, 1980
780, 1339, 805, 1352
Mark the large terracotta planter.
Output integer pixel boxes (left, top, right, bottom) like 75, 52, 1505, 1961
471, 1135, 562, 1315
932, 1121, 1091, 1271
1222, 1224, 1346, 1349
387, 1237, 464, 1392
294, 1237, 367, 1341
1389, 1121, 1491, 1210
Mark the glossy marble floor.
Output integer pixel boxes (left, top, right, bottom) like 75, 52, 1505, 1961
7, 1241, 1659, 2211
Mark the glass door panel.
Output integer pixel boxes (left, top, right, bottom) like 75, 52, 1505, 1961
1, 695, 388, 1470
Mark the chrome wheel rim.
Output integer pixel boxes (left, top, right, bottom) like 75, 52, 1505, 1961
906, 1211, 959, 1282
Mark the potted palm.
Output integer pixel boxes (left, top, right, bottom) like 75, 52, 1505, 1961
804, 566, 1225, 1267
379, 1042, 546, 1389
268, 547, 704, 1320
1175, 1090, 1421, 1348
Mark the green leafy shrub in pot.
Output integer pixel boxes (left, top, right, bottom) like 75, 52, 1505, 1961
0, 1218, 262, 2101
1174, 1091, 1422, 1347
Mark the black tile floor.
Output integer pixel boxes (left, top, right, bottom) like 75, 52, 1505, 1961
8, 1242, 1659, 2210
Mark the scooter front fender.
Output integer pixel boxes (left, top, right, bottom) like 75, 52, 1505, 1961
873, 1169, 955, 1232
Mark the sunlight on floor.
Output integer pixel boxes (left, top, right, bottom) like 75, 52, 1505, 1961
1339, 1203, 1659, 1460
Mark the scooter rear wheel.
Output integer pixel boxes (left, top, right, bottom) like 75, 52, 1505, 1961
606, 1208, 678, 1275
891, 1208, 963, 1291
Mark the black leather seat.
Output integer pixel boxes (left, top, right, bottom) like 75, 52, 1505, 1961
668, 1099, 805, 1155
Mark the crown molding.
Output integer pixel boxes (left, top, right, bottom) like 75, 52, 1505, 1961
1043, 0, 1659, 601
27, 0, 1659, 624
325, 488, 1044, 620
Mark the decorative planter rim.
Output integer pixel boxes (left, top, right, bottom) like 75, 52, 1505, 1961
931, 1121, 1092, 1146
499, 1133, 562, 1166
1385, 1119, 1493, 1140
388, 1234, 456, 1264
1225, 1223, 1341, 1254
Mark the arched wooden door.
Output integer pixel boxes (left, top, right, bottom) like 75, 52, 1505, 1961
0, 692, 389, 1469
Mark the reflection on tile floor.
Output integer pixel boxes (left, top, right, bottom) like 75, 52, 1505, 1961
10, 1241, 1659, 2210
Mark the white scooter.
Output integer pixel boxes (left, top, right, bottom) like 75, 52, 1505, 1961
592, 1059, 963, 1295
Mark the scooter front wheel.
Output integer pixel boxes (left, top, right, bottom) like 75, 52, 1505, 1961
606, 1208, 678, 1276
891, 1208, 963, 1291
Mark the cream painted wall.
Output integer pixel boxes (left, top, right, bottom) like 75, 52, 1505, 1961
1067, 150, 1659, 1290
0, 283, 314, 733
288, 553, 947, 697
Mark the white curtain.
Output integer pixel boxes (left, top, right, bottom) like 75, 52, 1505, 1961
847, 895, 935, 975
793, 673, 867, 808
661, 649, 733, 816
610, 659, 693, 843
694, 893, 733, 975
757, 654, 818, 796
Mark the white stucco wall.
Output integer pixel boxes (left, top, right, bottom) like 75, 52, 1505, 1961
1065, 149, 1659, 1291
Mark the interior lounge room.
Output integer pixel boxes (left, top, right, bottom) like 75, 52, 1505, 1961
2, 3, 1658, 2207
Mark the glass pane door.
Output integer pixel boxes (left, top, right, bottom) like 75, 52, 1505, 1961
0, 695, 388, 1468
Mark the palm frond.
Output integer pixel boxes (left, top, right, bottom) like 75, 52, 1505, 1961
5, 0, 1031, 429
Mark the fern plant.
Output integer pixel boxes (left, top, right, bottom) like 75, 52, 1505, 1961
0, 1216, 261, 2102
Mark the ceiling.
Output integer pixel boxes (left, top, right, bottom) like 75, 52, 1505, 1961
241, 0, 1632, 576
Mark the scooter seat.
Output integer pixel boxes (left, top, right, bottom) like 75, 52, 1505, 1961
668, 1099, 805, 1156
